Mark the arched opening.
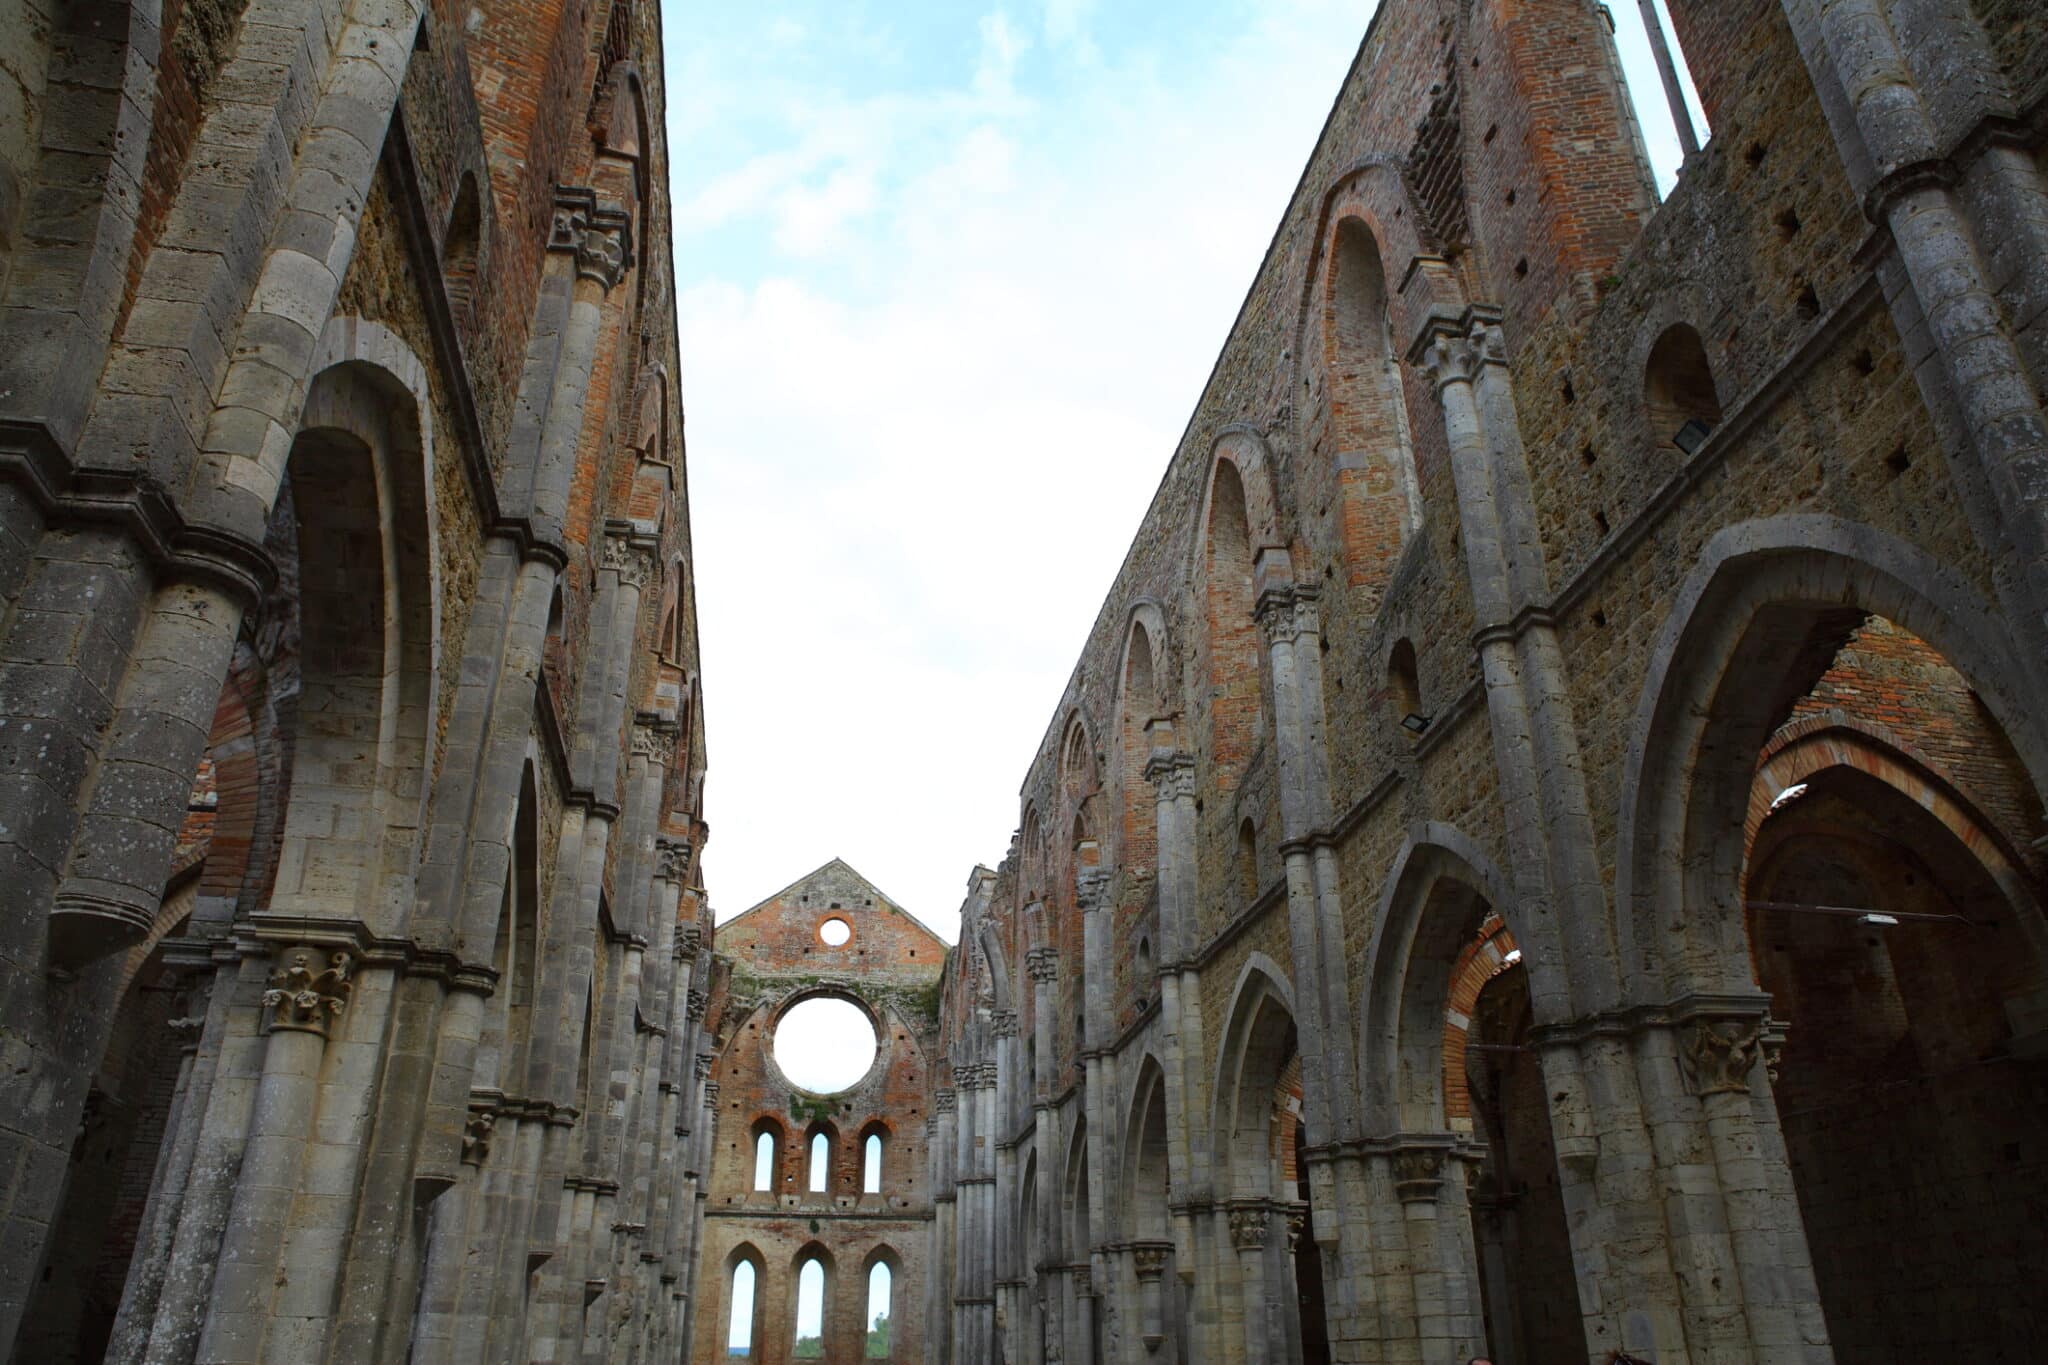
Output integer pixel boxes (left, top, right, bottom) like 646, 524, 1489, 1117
1123, 1061, 1181, 1358
1215, 970, 1322, 1361
726, 1252, 761, 1358
1453, 918, 1578, 1364
441, 172, 481, 327
1629, 546, 2048, 1360
807, 1128, 833, 1194
1387, 637, 1424, 738
1203, 459, 1263, 805
863, 1257, 894, 1359
1643, 322, 1721, 453
793, 1252, 828, 1358
862, 1127, 884, 1194
1324, 216, 1419, 582
752, 1122, 780, 1193
1725, 616, 2048, 1361
1120, 619, 1160, 882
475, 766, 541, 1094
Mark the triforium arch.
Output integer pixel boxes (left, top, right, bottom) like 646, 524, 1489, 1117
1195, 433, 1281, 810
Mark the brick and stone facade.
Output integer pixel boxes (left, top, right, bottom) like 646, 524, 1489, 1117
0, 0, 713, 1360
918, 3, 2048, 1364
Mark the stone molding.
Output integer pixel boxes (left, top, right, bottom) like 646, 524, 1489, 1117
1680, 1016, 1768, 1097
549, 186, 633, 290
1143, 750, 1197, 800
1255, 582, 1320, 645
1227, 1201, 1269, 1251
261, 945, 355, 1038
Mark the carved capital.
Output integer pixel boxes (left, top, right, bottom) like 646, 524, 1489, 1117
261, 945, 354, 1038
1143, 751, 1197, 802
631, 725, 673, 765
686, 990, 707, 1022
1284, 1204, 1307, 1250
935, 1088, 957, 1114
655, 838, 691, 883
991, 1008, 1019, 1039
549, 189, 633, 291
602, 533, 656, 590
677, 925, 703, 961
1076, 868, 1113, 914
1228, 1203, 1269, 1252
1130, 1241, 1172, 1280
1391, 1149, 1445, 1203
463, 1109, 497, 1167
1025, 946, 1061, 983
1681, 1017, 1766, 1097
701, 1081, 719, 1105
693, 1052, 714, 1080
1421, 313, 1506, 392
1071, 1264, 1092, 1298
1254, 583, 1320, 646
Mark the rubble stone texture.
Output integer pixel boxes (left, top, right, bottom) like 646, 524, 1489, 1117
4, 0, 2048, 1363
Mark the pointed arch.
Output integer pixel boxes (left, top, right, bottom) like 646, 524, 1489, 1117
1210, 955, 1300, 1197
1614, 515, 2048, 1005
1120, 1054, 1173, 1241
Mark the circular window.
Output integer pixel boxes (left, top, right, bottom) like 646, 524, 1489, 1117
819, 917, 851, 947
774, 996, 878, 1094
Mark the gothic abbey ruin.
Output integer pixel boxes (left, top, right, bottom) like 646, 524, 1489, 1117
3, 0, 2048, 1362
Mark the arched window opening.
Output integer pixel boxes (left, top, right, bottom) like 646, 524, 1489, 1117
1388, 638, 1426, 738
865, 1260, 894, 1358
1644, 323, 1722, 453
863, 1131, 883, 1193
726, 1259, 758, 1357
1325, 218, 1420, 580
1237, 819, 1259, 905
441, 173, 481, 326
794, 1256, 827, 1358
1204, 459, 1262, 796
1121, 619, 1160, 878
753, 1129, 776, 1192
476, 767, 540, 1094
809, 1131, 831, 1193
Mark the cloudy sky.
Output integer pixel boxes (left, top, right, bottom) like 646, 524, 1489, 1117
664, 1, 1700, 941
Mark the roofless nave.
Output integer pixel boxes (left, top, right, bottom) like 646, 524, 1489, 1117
2, 0, 2046, 1363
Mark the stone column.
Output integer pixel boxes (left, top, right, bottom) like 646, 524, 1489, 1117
192, 945, 355, 1365
1077, 872, 1120, 1359
1227, 1203, 1273, 1365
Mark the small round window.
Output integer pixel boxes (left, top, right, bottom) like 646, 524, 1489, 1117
819, 917, 851, 947
774, 996, 878, 1094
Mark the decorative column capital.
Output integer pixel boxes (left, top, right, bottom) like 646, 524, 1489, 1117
631, 724, 674, 765
602, 531, 657, 590
693, 1052, 714, 1080
1391, 1148, 1446, 1203
261, 945, 355, 1038
1025, 946, 1061, 983
701, 1081, 718, 1105
685, 990, 707, 1022
1254, 582, 1320, 645
1419, 309, 1507, 392
1680, 1016, 1767, 1097
1283, 1204, 1307, 1250
676, 925, 702, 961
1227, 1202, 1269, 1251
549, 187, 633, 290
1071, 1264, 1093, 1298
1143, 750, 1197, 800
462, 1109, 497, 1167
1076, 868, 1113, 913
990, 1009, 1019, 1039
655, 837, 692, 883
1130, 1241, 1172, 1280
935, 1088, 957, 1114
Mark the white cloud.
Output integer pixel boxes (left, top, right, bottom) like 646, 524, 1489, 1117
670, 4, 1381, 938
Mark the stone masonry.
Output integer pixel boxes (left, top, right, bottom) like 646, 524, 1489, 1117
0, 0, 714, 1360
904, 2, 2048, 1364
8, 1, 2048, 1363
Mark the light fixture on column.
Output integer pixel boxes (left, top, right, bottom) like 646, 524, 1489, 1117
1401, 712, 1432, 735
1673, 417, 1713, 454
